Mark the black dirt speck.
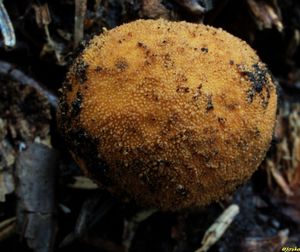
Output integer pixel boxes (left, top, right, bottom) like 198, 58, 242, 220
115, 59, 129, 71
176, 86, 189, 93
201, 47, 208, 53
65, 127, 113, 187
238, 63, 273, 108
175, 185, 189, 197
206, 94, 214, 111
137, 41, 147, 49
73, 57, 88, 84
71, 92, 83, 118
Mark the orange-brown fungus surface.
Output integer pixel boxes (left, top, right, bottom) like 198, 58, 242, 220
57, 19, 277, 211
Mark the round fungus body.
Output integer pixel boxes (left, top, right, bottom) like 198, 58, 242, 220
58, 19, 277, 211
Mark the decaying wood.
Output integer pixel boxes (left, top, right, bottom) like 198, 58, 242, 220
15, 143, 58, 252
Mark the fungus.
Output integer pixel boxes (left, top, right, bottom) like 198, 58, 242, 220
57, 19, 277, 211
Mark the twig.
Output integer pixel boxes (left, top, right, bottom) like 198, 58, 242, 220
268, 160, 294, 196
195, 204, 240, 252
74, 0, 87, 48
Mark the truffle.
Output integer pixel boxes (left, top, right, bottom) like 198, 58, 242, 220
57, 19, 277, 210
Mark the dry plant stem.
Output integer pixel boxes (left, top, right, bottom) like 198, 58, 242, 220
0, 0, 16, 48
74, 0, 87, 48
289, 107, 300, 178
268, 160, 294, 196
0, 217, 16, 242
33, 3, 65, 65
33, 2, 51, 27
195, 204, 240, 252
67, 176, 98, 189
44, 25, 65, 65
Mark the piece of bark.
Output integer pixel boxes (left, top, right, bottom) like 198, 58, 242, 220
15, 143, 58, 252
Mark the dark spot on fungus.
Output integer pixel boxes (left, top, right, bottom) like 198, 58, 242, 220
71, 92, 83, 117
176, 185, 189, 197
229, 60, 234, 65
218, 117, 226, 126
163, 53, 174, 68
58, 97, 69, 118
115, 59, 129, 71
176, 85, 190, 93
238, 63, 271, 107
65, 127, 113, 186
62, 79, 72, 92
226, 103, 239, 111
246, 64, 268, 92
201, 47, 208, 53
137, 41, 147, 49
95, 66, 103, 72
206, 94, 214, 111
193, 84, 202, 101
73, 57, 88, 84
